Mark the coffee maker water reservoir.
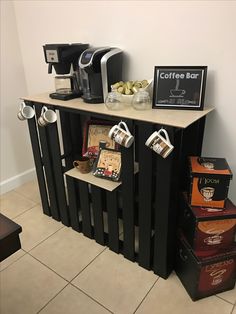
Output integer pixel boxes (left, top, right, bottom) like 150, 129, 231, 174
78, 47, 123, 103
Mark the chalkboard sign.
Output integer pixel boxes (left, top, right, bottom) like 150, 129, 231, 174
152, 66, 207, 110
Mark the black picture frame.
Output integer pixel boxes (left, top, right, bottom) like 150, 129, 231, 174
152, 66, 207, 110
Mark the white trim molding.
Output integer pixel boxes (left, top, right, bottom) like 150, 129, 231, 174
0, 168, 36, 195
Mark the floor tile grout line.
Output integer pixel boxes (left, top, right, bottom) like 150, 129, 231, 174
26, 251, 71, 283
28, 246, 112, 313
26, 243, 107, 283
230, 303, 235, 314
216, 294, 236, 306
69, 246, 108, 282
0, 251, 27, 272
3, 203, 38, 221
70, 282, 114, 314
133, 277, 160, 314
36, 282, 70, 314
23, 225, 65, 253
13, 187, 41, 204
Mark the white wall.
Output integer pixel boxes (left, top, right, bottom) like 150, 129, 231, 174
3, 0, 236, 202
0, 1, 35, 194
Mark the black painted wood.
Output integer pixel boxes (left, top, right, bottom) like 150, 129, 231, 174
91, 186, 105, 245
26, 102, 50, 216
47, 118, 70, 226
35, 105, 60, 221
66, 176, 80, 231
153, 127, 175, 278
78, 181, 93, 238
137, 122, 153, 269
106, 190, 119, 253
179, 116, 206, 190
69, 113, 83, 160
121, 120, 135, 261
59, 111, 73, 171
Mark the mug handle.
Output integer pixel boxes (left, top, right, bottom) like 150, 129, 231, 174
157, 128, 171, 145
118, 121, 130, 135
41, 106, 47, 115
73, 161, 79, 168
20, 101, 26, 110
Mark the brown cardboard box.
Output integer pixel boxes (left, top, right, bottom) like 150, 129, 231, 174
188, 157, 232, 208
175, 233, 236, 301
179, 194, 236, 257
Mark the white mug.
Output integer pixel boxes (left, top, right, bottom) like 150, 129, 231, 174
38, 106, 57, 127
145, 128, 174, 158
108, 121, 134, 148
17, 101, 35, 121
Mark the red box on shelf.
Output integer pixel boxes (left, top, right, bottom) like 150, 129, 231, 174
188, 157, 232, 209
179, 194, 236, 257
175, 233, 236, 301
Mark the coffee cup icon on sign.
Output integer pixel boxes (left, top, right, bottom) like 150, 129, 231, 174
170, 79, 186, 97
200, 187, 215, 202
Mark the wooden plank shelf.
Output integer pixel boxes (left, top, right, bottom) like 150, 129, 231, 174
65, 163, 139, 192
65, 168, 121, 191
22, 92, 214, 129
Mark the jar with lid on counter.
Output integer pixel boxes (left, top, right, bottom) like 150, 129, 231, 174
132, 88, 151, 110
105, 87, 124, 110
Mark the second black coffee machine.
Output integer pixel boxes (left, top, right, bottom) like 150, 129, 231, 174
78, 47, 123, 103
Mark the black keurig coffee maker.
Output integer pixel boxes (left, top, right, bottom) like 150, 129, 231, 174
43, 43, 89, 100
78, 47, 123, 103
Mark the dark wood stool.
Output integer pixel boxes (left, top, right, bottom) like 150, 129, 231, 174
0, 213, 22, 262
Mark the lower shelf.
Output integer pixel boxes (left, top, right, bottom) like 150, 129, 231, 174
65, 163, 139, 192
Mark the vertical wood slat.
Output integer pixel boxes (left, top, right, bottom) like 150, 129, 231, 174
66, 176, 80, 232
138, 122, 153, 269
153, 126, 175, 279
69, 113, 83, 160
106, 191, 119, 253
26, 102, 50, 216
35, 105, 60, 221
59, 111, 74, 171
47, 117, 70, 226
121, 120, 135, 261
78, 181, 93, 238
91, 186, 105, 245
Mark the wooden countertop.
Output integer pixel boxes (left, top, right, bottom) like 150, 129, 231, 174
22, 92, 214, 129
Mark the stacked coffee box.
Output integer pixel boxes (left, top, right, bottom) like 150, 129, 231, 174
175, 156, 236, 301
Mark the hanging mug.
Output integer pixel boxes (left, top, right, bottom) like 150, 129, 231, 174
17, 101, 35, 121
145, 128, 174, 158
38, 106, 57, 127
108, 121, 134, 148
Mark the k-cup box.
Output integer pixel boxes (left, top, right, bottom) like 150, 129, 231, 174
175, 233, 236, 301
188, 157, 233, 208
179, 193, 236, 257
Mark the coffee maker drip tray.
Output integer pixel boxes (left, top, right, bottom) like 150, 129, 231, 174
49, 91, 82, 101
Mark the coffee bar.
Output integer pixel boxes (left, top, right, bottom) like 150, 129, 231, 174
18, 42, 236, 300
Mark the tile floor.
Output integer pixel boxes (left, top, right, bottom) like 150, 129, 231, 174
0, 180, 235, 314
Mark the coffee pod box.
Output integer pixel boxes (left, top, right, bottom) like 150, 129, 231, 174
175, 232, 236, 301
188, 157, 233, 209
179, 193, 236, 257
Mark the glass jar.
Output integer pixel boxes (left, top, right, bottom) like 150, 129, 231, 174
132, 88, 151, 110
105, 87, 123, 110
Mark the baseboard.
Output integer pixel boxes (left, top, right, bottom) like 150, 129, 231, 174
0, 168, 36, 195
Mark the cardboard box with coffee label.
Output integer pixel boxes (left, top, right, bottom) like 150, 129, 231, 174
179, 194, 236, 257
188, 157, 233, 208
175, 233, 236, 301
